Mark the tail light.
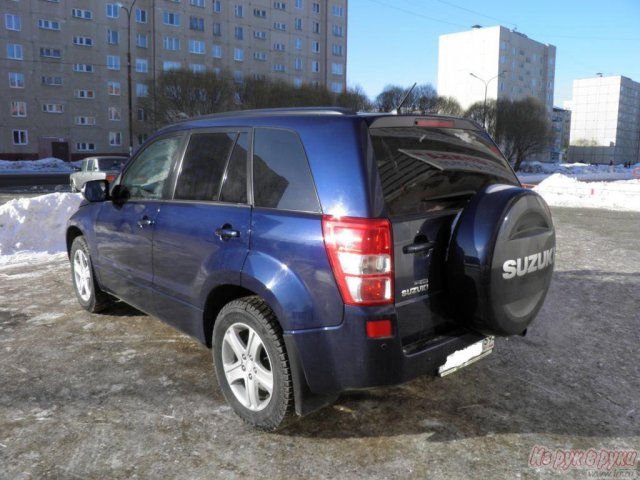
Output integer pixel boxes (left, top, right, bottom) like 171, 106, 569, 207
322, 215, 394, 306
106, 174, 117, 183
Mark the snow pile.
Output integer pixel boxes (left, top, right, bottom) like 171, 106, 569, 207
518, 162, 639, 183
0, 193, 83, 258
534, 174, 640, 212
0, 157, 81, 172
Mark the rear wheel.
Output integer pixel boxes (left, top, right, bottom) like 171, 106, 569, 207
212, 297, 292, 430
70, 236, 110, 313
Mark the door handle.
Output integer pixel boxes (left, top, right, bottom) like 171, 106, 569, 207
403, 240, 436, 254
215, 225, 240, 240
137, 216, 154, 228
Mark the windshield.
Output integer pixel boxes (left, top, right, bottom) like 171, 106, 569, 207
97, 158, 124, 171
370, 127, 518, 217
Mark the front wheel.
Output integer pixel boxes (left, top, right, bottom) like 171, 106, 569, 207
212, 297, 292, 430
70, 236, 110, 313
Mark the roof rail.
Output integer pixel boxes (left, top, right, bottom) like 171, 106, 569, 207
178, 106, 356, 123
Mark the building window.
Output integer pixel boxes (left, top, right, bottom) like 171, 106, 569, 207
234, 26, 243, 40
294, 57, 303, 71
273, 63, 286, 72
213, 22, 222, 36
107, 55, 121, 70
332, 5, 344, 16
254, 8, 266, 18
293, 77, 302, 87
163, 61, 181, 70
332, 44, 343, 56
274, 22, 286, 31
136, 83, 149, 97
331, 62, 343, 75
108, 81, 121, 95
42, 103, 64, 114
312, 21, 320, 34
109, 132, 122, 146
294, 18, 302, 30
135, 8, 147, 23
108, 107, 121, 121
311, 41, 319, 53
40, 47, 62, 58
254, 51, 267, 61
136, 33, 148, 48
137, 133, 148, 145
332, 24, 343, 37
75, 89, 95, 99
7, 44, 24, 60
38, 19, 61, 30
41, 75, 63, 86
9, 72, 24, 88
189, 40, 205, 54
233, 70, 243, 83
191, 0, 205, 7
73, 36, 94, 47
234, 48, 244, 61
311, 61, 319, 73
212, 44, 222, 58
76, 142, 96, 152
273, 43, 286, 51
136, 58, 148, 73
294, 38, 302, 50
163, 11, 181, 26
274, 1, 286, 10
295, 0, 303, 8
71, 9, 93, 20
106, 4, 119, 18
76, 116, 96, 126
312, 2, 320, 13
235, 5, 244, 17
190, 63, 205, 73
331, 82, 343, 94
190, 16, 204, 31
213, 0, 221, 12
73, 63, 94, 73
107, 29, 119, 45
5, 14, 22, 31
11, 101, 27, 117
13, 130, 28, 145
163, 36, 180, 51
254, 30, 266, 40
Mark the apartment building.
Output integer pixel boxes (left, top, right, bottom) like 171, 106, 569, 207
438, 25, 556, 112
551, 107, 571, 162
1, 0, 348, 159
567, 75, 640, 165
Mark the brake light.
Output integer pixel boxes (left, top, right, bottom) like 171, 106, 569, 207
106, 174, 116, 183
366, 320, 393, 338
415, 119, 455, 128
322, 215, 394, 305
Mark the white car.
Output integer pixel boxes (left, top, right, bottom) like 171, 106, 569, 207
70, 156, 127, 192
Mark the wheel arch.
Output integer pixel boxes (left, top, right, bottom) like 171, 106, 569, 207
66, 226, 84, 257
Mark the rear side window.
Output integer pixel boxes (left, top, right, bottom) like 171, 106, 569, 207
175, 132, 235, 201
252, 128, 320, 213
370, 127, 517, 217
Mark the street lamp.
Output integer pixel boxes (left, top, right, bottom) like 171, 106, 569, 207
469, 70, 507, 128
117, 0, 137, 155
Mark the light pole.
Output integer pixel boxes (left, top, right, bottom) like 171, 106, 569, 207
469, 71, 506, 128
117, 0, 137, 155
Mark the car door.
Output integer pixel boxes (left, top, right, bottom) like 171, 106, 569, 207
151, 130, 251, 339
93, 134, 185, 315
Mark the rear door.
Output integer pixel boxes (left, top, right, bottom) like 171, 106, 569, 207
368, 117, 519, 346
151, 130, 251, 338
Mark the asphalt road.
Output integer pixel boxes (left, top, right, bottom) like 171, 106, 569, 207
0, 206, 638, 479
0, 173, 70, 189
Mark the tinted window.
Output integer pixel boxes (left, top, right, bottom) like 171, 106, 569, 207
121, 136, 181, 199
175, 132, 235, 201
97, 158, 122, 170
370, 127, 518, 217
253, 128, 320, 212
220, 133, 248, 203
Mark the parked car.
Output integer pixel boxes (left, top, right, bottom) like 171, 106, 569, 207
70, 156, 128, 192
67, 108, 555, 429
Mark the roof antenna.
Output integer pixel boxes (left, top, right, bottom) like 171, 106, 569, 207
391, 82, 417, 114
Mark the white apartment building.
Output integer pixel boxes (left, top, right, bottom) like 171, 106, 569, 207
438, 25, 556, 112
567, 75, 640, 165
1, 0, 348, 159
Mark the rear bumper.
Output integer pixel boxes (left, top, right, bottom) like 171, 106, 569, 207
283, 306, 486, 398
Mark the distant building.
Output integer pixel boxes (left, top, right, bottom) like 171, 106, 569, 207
551, 107, 571, 162
437, 25, 556, 112
568, 75, 640, 165
1, 0, 348, 159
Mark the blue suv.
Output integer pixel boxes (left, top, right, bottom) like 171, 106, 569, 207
67, 108, 555, 429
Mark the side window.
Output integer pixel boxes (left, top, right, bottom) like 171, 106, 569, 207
252, 128, 320, 212
174, 132, 235, 201
220, 133, 248, 203
121, 135, 181, 199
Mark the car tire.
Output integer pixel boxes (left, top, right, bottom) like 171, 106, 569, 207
70, 236, 110, 313
212, 296, 292, 430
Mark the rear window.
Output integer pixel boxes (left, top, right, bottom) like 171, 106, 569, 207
370, 127, 517, 217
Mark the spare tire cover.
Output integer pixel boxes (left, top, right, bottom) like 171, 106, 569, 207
447, 184, 555, 336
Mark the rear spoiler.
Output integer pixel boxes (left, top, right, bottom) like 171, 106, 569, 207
367, 115, 480, 131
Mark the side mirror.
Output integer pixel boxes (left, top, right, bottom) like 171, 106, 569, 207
110, 184, 130, 205
82, 180, 109, 202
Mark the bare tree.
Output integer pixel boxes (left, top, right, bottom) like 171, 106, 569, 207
464, 99, 498, 136
375, 85, 406, 112
335, 85, 372, 111
433, 96, 463, 116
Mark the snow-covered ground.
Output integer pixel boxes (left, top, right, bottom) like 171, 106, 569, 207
0, 164, 639, 266
0, 157, 81, 172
